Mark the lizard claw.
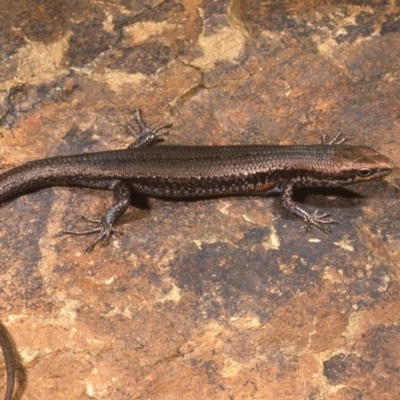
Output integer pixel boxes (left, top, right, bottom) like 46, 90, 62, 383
321, 132, 347, 145
63, 215, 123, 252
305, 210, 337, 233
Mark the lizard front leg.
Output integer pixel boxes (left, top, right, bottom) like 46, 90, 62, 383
280, 182, 337, 232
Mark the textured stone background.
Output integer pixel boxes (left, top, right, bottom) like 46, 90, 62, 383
0, 0, 399, 399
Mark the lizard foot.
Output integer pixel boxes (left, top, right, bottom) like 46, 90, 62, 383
63, 215, 123, 252
128, 108, 172, 148
305, 210, 337, 233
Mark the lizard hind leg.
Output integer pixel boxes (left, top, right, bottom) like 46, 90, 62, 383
62, 181, 130, 252
127, 108, 172, 148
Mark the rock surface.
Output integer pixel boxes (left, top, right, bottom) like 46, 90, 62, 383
0, 1, 399, 399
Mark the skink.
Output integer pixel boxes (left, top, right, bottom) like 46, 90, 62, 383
0, 109, 393, 253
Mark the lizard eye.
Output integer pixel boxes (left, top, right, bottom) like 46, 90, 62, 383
357, 168, 372, 177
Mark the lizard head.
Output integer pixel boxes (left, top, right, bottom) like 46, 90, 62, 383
331, 145, 393, 185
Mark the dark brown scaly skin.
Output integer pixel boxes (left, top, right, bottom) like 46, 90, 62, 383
0, 109, 393, 254
0, 323, 14, 400
0, 110, 394, 399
